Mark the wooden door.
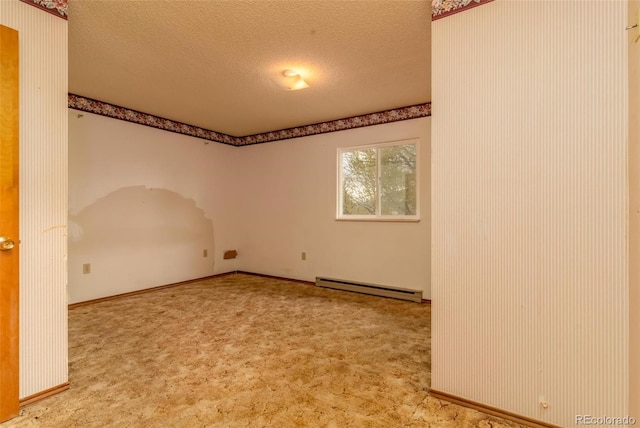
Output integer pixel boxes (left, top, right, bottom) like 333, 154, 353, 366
0, 24, 19, 423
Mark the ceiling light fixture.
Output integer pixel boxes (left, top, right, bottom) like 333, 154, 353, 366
274, 69, 310, 91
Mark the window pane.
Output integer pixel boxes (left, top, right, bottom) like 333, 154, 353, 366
341, 149, 377, 215
380, 144, 416, 216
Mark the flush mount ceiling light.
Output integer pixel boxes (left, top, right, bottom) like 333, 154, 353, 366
273, 69, 310, 91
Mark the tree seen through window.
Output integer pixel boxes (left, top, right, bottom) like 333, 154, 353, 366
340, 141, 417, 219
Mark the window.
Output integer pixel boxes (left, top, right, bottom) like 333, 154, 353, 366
338, 139, 419, 221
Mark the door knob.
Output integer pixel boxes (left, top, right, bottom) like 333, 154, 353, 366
0, 237, 15, 251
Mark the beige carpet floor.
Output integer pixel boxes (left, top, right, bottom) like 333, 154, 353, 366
3, 273, 529, 427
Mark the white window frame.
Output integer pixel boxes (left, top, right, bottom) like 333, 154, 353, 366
337, 138, 420, 222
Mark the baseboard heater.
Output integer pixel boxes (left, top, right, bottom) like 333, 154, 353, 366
315, 277, 422, 303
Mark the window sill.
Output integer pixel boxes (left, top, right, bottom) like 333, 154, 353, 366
336, 216, 420, 223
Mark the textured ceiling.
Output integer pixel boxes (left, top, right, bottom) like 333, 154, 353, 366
68, 0, 431, 137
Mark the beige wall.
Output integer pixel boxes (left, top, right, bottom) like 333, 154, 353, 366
629, 0, 640, 419
235, 118, 431, 296
432, 1, 629, 426
68, 115, 431, 300
68, 110, 242, 303
0, 1, 68, 398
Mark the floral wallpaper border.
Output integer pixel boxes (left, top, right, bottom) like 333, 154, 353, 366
68, 94, 237, 145
17, 0, 493, 25
19, 0, 67, 19
431, 0, 494, 20
237, 103, 431, 146
68, 94, 431, 147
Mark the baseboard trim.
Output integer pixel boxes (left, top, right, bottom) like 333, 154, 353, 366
429, 389, 560, 428
237, 271, 433, 303
235, 271, 316, 286
69, 271, 429, 308
20, 382, 70, 407
68, 272, 236, 309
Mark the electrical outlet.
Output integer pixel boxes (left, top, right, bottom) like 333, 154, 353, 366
203, 249, 208, 257
82, 263, 91, 274
301, 252, 306, 261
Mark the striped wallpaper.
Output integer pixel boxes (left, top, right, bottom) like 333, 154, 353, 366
1, 0, 69, 399
431, 1, 629, 426
628, 0, 640, 420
